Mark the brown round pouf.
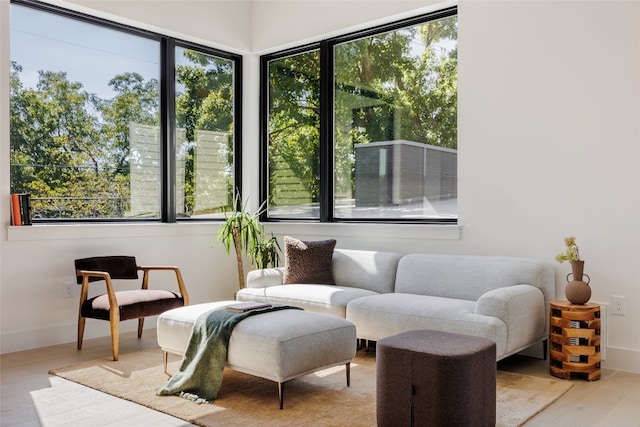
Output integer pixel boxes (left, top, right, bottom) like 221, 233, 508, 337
376, 330, 496, 427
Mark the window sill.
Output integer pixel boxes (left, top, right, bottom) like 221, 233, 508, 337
6, 222, 215, 241
6, 221, 461, 242
263, 222, 461, 241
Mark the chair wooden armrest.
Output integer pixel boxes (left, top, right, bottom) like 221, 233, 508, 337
76, 269, 119, 309
137, 265, 189, 305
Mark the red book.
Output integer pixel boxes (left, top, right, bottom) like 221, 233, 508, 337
11, 194, 22, 226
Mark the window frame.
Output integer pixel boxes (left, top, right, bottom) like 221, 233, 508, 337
260, 6, 457, 224
10, 0, 243, 224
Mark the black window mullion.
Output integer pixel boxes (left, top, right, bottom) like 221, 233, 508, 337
234, 56, 244, 204
161, 38, 176, 223
259, 56, 269, 220
319, 40, 334, 222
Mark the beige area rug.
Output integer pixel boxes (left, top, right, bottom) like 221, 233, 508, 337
50, 348, 572, 427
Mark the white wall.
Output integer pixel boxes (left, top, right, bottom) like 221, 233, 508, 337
1, 0, 638, 373
250, 0, 436, 53
60, 0, 252, 53
456, 0, 639, 373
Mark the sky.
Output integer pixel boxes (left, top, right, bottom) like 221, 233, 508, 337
10, 3, 159, 100
10, 3, 453, 102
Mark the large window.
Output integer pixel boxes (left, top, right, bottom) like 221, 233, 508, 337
174, 46, 238, 219
263, 8, 457, 222
264, 48, 321, 219
9, 0, 241, 222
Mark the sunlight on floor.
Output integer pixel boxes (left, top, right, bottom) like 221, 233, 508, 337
28, 376, 190, 427
313, 362, 360, 378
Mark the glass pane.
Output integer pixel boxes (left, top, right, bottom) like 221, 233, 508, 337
10, 4, 161, 219
334, 15, 458, 220
266, 50, 321, 219
174, 47, 235, 218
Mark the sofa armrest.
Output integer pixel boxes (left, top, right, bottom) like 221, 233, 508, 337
246, 267, 285, 288
475, 284, 546, 354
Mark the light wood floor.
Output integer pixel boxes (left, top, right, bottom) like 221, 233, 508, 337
1, 330, 639, 426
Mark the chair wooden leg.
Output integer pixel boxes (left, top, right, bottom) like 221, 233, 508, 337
110, 320, 119, 361
77, 317, 86, 350
137, 318, 144, 339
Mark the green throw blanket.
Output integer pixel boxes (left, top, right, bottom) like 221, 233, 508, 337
156, 304, 301, 403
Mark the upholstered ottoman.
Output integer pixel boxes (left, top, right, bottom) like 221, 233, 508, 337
376, 330, 496, 427
157, 301, 356, 408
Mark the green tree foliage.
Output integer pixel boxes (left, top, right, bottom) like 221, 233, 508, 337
175, 50, 235, 214
102, 72, 159, 176
335, 18, 457, 149
267, 50, 321, 205
10, 62, 108, 217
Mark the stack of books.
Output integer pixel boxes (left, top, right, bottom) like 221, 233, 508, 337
10, 193, 32, 226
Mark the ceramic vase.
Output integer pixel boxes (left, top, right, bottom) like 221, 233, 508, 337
565, 260, 591, 305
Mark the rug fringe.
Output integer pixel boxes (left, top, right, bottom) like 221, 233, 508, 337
178, 391, 210, 404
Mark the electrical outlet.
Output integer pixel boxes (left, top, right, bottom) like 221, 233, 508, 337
63, 281, 75, 298
611, 295, 626, 316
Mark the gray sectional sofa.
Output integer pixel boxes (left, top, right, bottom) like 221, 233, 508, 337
237, 248, 555, 360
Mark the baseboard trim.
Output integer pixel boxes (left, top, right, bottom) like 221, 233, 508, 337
0, 319, 148, 354
602, 346, 640, 373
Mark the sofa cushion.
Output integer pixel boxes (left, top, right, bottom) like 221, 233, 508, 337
82, 290, 184, 321
283, 236, 336, 285
237, 284, 378, 318
332, 249, 401, 294
394, 254, 555, 302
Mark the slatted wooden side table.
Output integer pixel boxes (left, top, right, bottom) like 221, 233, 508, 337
549, 300, 601, 381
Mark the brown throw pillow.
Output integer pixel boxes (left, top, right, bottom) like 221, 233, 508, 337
283, 236, 337, 285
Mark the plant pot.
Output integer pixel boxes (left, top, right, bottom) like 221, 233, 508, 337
565, 261, 591, 305
565, 279, 591, 305
570, 260, 584, 281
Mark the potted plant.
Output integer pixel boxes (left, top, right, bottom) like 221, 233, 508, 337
555, 236, 581, 264
555, 236, 591, 304
251, 231, 281, 270
216, 194, 281, 289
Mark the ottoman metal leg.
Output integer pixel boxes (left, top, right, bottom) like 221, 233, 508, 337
278, 362, 351, 410
162, 351, 170, 377
278, 382, 284, 410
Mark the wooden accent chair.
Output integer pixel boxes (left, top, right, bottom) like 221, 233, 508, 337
75, 256, 189, 361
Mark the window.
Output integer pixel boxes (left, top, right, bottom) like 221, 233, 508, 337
174, 46, 238, 219
9, 0, 241, 222
262, 7, 457, 222
264, 48, 321, 219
